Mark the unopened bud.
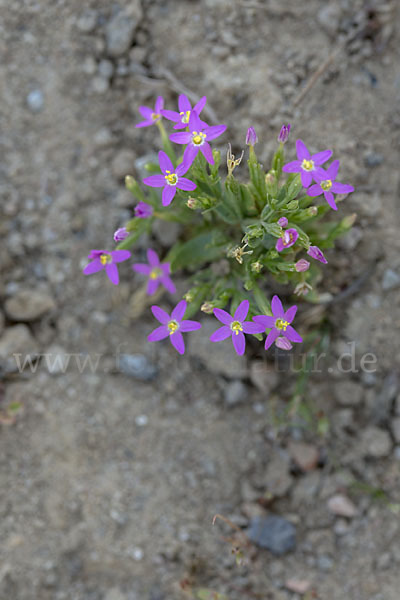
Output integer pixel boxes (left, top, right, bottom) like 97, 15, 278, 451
275, 336, 292, 350
341, 213, 357, 228
277, 217, 288, 227
277, 124, 291, 144
113, 227, 129, 242
287, 200, 299, 210
246, 126, 258, 146
295, 259, 310, 272
186, 197, 200, 209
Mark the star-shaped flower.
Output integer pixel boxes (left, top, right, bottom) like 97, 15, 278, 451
282, 139, 332, 188
169, 111, 226, 167
210, 300, 264, 356
142, 151, 196, 207
161, 94, 207, 130
132, 249, 176, 295
253, 295, 302, 351
83, 250, 131, 285
307, 160, 354, 211
135, 96, 164, 128
148, 300, 201, 355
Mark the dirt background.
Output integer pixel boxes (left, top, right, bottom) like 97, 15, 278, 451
1, 1, 400, 599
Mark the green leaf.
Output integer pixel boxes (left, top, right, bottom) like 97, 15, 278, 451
170, 231, 225, 271
252, 284, 272, 315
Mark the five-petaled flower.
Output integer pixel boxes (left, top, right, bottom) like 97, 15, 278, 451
161, 94, 207, 130
83, 249, 131, 286
276, 228, 299, 252
134, 201, 154, 218
148, 300, 202, 355
307, 245, 328, 264
136, 96, 164, 128
170, 110, 226, 167
210, 300, 265, 356
143, 151, 196, 207
283, 139, 332, 188
307, 160, 355, 211
253, 295, 302, 351
132, 249, 176, 295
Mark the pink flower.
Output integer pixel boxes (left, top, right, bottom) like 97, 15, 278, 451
161, 94, 207, 130
253, 295, 302, 351
132, 249, 176, 295
169, 110, 226, 167
143, 151, 196, 207
210, 300, 265, 356
276, 228, 298, 252
148, 300, 201, 355
135, 96, 164, 128
282, 139, 332, 188
83, 249, 131, 285
307, 160, 354, 211
307, 245, 327, 264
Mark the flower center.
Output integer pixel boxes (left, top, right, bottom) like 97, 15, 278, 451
100, 253, 112, 265
320, 179, 332, 191
192, 131, 206, 146
230, 320, 243, 335
167, 320, 179, 334
180, 110, 191, 124
301, 159, 314, 172
165, 170, 178, 186
275, 318, 289, 331
149, 268, 161, 280
151, 113, 161, 121
282, 232, 294, 246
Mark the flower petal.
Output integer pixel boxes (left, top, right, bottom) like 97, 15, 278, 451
324, 191, 338, 210
83, 259, 103, 275
331, 182, 354, 195
175, 160, 190, 176
180, 320, 202, 332
252, 315, 275, 329
162, 185, 176, 207
194, 96, 207, 114
265, 328, 279, 350
154, 96, 164, 113
136, 119, 155, 128
285, 325, 303, 343
183, 144, 198, 168
171, 300, 187, 321
158, 150, 174, 174
204, 124, 226, 141
213, 308, 233, 325
147, 249, 160, 267
284, 305, 297, 323
161, 109, 180, 122
234, 299, 249, 322
105, 263, 119, 285
311, 149, 332, 165
271, 295, 284, 318
282, 160, 301, 173
147, 278, 159, 295
296, 139, 310, 160
200, 142, 214, 165
176, 177, 196, 191
170, 331, 185, 354
160, 275, 176, 294
242, 321, 265, 334
138, 106, 153, 119
188, 109, 203, 132
210, 326, 231, 342
169, 132, 192, 145
111, 250, 131, 263
301, 170, 312, 188
143, 175, 166, 188
307, 183, 323, 197
178, 94, 191, 112
232, 331, 246, 355
327, 159, 340, 180
148, 325, 169, 342
151, 305, 170, 324
132, 263, 151, 275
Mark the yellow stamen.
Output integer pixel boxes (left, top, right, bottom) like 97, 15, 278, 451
151, 113, 160, 121
301, 158, 314, 172
100, 253, 111, 265
167, 320, 179, 334
179, 110, 191, 124
165, 172, 178, 185
192, 131, 206, 145
275, 319, 289, 331
321, 179, 332, 191
150, 268, 161, 280
230, 320, 243, 335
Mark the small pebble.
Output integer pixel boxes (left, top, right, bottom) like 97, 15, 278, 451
382, 269, 400, 291
135, 414, 148, 427
76, 9, 98, 33
92, 76, 109, 94
27, 89, 44, 112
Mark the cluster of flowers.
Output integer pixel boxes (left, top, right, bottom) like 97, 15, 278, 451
83, 93, 354, 356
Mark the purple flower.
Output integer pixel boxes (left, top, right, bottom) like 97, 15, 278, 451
278, 124, 291, 144
113, 227, 129, 242
276, 228, 298, 252
210, 300, 265, 356
148, 300, 202, 355
253, 295, 302, 351
169, 110, 226, 167
142, 151, 196, 207
246, 127, 258, 146
282, 139, 332, 188
135, 96, 164, 128
277, 216, 288, 227
83, 249, 131, 285
133, 249, 176, 295
134, 201, 154, 218
307, 160, 355, 211
161, 94, 207, 130
295, 259, 310, 272
307, 245, 328, 264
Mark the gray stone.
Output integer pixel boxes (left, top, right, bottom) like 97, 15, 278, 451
188, 318, 247, 379
265, 453, 293, 497
5, 290, 55, 322
317, 5, 341, 36
224, 380, 247, 407
364, 152, 384, 167
382, 269, 400, 291
361, 426, 392, 458
92, 76, 109, 94
104, 589, 127, 600
106, 4, 143, 57
292, 471, 321, 505
337, 227, 363, 252
112, 149, 136, 179
27, 90, 44, 113
0, 325, 39, 359
76, 9, 98, 33
247, 515, 296, 555
98, 59, 114, 80
249, 360, 279, 395
117, 354, 157, 381
327, 494, 357, 518
391, 417, 400, 443
334, 380, 363, 407
152, 219, 181, 248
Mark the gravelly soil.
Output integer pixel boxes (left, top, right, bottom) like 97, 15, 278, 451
1, 1, 400, 599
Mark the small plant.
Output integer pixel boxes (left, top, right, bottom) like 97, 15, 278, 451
83, 94, 355, 355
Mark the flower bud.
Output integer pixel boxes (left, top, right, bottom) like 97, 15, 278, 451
113, 227, 129, 242
201, 302, 215, 314
307, 206, 318, 216
186, 197, 200, 209
246, 126, 258, 146
341, 213, 357, 228
251, 261, 263, 273
287, 200, 299, 210
277, 217, 288, 227
134, 201, 153, 218
295, 259, 310, 272
275, 336, 292, 350
277, 124, 291, 144
307, 245, 328, 264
